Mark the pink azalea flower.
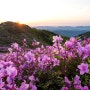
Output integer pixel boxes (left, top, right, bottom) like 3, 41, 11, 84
74, 75, 82, 89
65, 41, 74, 49
19, 81, 29, 90
6, 66, 17, 78
30, 82, 37, 90
25, 51, 35, 63
11, 42, 19, 50
81, 86, 89, 90
29, 75, 35, 81
64, 76, 71, 85
74, 75, 81, 84
70, 37, 76, 43
32, 41, 40, 46
53, 35, 63, 43
53, 58, 60, 66
85, 44, 90, 56
78, 63, 89, 75
32, 85, 37, 90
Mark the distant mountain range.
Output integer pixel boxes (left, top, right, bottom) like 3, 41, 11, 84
35, 26, 90, 37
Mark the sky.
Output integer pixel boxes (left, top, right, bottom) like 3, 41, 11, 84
0, 0, 90, 26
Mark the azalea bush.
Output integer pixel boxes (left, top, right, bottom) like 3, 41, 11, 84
0, 36, 90, 90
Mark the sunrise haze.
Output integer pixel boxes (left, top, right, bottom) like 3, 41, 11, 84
0, 0, 90, 26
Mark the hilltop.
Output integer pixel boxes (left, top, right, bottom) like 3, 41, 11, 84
0, 21, 68, 49
0, 21, 57, 47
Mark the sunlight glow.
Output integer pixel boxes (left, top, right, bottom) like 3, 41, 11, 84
0, 0, 90, 26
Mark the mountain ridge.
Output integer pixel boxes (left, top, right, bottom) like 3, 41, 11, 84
35, 26, 90, 37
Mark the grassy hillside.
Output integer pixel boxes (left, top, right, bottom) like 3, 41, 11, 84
77, 31, 90, 39
0, 21, 57, 47
0, 21, 67, 46
0, 21, 68, 48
